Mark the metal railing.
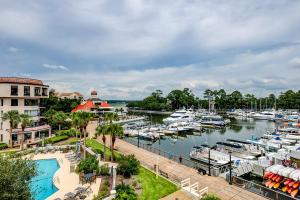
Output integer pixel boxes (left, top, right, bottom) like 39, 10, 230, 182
232, 176, 299, 200
122, 137, 229, 176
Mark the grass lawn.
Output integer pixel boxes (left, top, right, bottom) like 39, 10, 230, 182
85, 139, 121, 160
136, 167, 178, 200
60, 137, 80, 145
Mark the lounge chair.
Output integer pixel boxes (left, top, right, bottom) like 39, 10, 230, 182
64, 192, 76, 200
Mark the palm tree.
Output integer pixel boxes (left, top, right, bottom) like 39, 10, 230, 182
76, 111, 94, 158
2, 111, 21, 148
53, 111, 67, 131
96, 124, 109, 161
19, 114, 33, 150
102, 112, 123, 161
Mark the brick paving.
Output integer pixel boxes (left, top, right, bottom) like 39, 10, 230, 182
97, 136, 267, 200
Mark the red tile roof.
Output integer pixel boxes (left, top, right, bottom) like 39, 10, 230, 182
0, 77, 46, 86
72, 100, 112, 112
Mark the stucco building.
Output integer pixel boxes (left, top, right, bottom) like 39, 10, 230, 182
0, 77, 51, 146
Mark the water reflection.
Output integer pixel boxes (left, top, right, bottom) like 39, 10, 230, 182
129, 114, 276, 158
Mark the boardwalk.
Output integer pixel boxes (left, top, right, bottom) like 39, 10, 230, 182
97, 136, 267, 200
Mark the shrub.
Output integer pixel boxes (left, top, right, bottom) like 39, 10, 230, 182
117, 155, 140, 178
99, 164, 110, 176
201, 194, 221, 200
78, 155, 99, 174
0, 143, 8, 150
115, 184, 137, 200
56, 128, 79, 137
93, 179, 110, 200
43, 135, 69, 144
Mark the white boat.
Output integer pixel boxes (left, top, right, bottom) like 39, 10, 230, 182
163, 109, 195, 125
168, 122, 193, 132
252, 110, 275, 120
200, 115, 228, 126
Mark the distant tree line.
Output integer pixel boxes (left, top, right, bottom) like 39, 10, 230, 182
127, 89, 300, 111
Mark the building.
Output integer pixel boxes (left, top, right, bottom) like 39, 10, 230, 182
72, 90, 113, 114
54, 92, 83, 100
0, 77, 51, 146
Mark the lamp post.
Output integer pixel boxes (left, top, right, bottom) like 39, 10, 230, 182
137, 129, 140, 148
208, 148, 211, 176
229, 151, 232, 185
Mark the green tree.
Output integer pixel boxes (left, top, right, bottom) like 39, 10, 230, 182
2, 111, 21, 148
53, 111, 68, 131
0, 155, 37, 200
103, 113, 123, 161
19, 114, 33, 150
115, 184, 137, 200
96, 124, 109, 161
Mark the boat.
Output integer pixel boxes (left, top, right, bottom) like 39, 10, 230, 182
189, 146, 230, 166
163, 109, 195, 125
200, 115, 228, 126
252, 110, 275, 120
167, 122, 194, 132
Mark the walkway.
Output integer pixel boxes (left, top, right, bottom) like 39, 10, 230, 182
98, 136, 267, 200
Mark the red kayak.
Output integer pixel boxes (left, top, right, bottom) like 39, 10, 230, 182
276, 176, 283, 182
269, 174, 276, 180
287, 187, 294, 194
264, 172, 272, 179
289, 181, 296, 187
272, 175, 279, 181
285, 179, 292, 185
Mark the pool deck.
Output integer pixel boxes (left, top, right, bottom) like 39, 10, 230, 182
98, 136, 268, 200
30, 152, 101, 200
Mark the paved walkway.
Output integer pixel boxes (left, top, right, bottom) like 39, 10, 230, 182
97, 136, 267, 200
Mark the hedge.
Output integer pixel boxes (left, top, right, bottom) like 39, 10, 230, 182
44, 135, 69, 144
0, 143, 8, 150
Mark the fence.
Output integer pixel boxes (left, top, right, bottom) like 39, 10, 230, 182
232, 176, 299, 200
122, 137, 229, 177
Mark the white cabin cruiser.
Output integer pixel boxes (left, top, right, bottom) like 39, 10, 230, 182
163, 109, 195, 125
252, 110, 275, 120
200, 115, 228, 126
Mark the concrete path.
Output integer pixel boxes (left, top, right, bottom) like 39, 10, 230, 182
98, 136, 267, 200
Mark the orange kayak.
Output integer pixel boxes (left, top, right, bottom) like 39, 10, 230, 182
291, 189, 299, 198
274, 182, 280, 189
272, 175, 279, 181
276, 176, 282, 182
293, 182, 300, 189
282, 186, 288, 192
265, 180, 272, 187
269, 182, 276, 189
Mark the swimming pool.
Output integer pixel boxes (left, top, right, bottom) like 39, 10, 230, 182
30, 159, 60, 200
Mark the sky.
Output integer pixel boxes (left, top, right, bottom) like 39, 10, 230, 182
0, 0, 300, 100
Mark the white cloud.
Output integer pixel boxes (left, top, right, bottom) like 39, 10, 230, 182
8, 46, 19, 53
42, 64, 69, 71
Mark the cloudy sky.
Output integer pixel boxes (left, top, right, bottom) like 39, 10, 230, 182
1, 0, 300, 100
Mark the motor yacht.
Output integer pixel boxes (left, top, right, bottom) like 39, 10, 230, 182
163, 109, 195, 125
200, 115, 228, 126
252, 110, 275, 120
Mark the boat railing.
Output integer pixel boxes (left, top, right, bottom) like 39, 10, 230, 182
232, 176, 298, 200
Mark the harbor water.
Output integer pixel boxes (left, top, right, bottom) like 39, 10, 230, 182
125, 114, 276, 158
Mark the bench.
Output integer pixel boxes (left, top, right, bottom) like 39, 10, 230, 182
159, 170, 169, 178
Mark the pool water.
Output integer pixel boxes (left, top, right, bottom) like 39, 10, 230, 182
30, 159, 60, 200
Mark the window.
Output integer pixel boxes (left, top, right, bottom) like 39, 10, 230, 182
34, 87, 41, 96
11, 85, 18, 96
0, 134, 2, 142
42, 88, 48, 96
24, 86, 30, 96
0, 122, 3, 130
0, 99, 3, 106
24, 99, 39, 106
11, 99, 18, 106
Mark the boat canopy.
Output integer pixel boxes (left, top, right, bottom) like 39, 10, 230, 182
227, 139, 252, 145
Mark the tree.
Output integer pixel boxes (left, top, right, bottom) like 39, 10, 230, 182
75, 111, 94, 158
0, 155, 37, 200
2, 111, 21, 148
19, 114, 33, 150
53, 111, 67, 131
96, 124, 109, 161
103, 113, 123, 161
117, 155, 140, 178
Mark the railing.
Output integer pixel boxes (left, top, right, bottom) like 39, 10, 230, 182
122, 137, 228, 176
232, 176, 299, 200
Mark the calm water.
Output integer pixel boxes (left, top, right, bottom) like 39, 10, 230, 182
128, 114, 276, 158
30, 159, 59, 200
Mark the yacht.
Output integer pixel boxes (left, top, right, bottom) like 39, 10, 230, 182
252, 110, 275, 120
200, 115, 228, 126
167, 122, 194, 132
163, 109, 195, 125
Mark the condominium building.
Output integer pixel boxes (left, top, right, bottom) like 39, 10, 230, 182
54, 91, 83, 100
0, 77, 51, 146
